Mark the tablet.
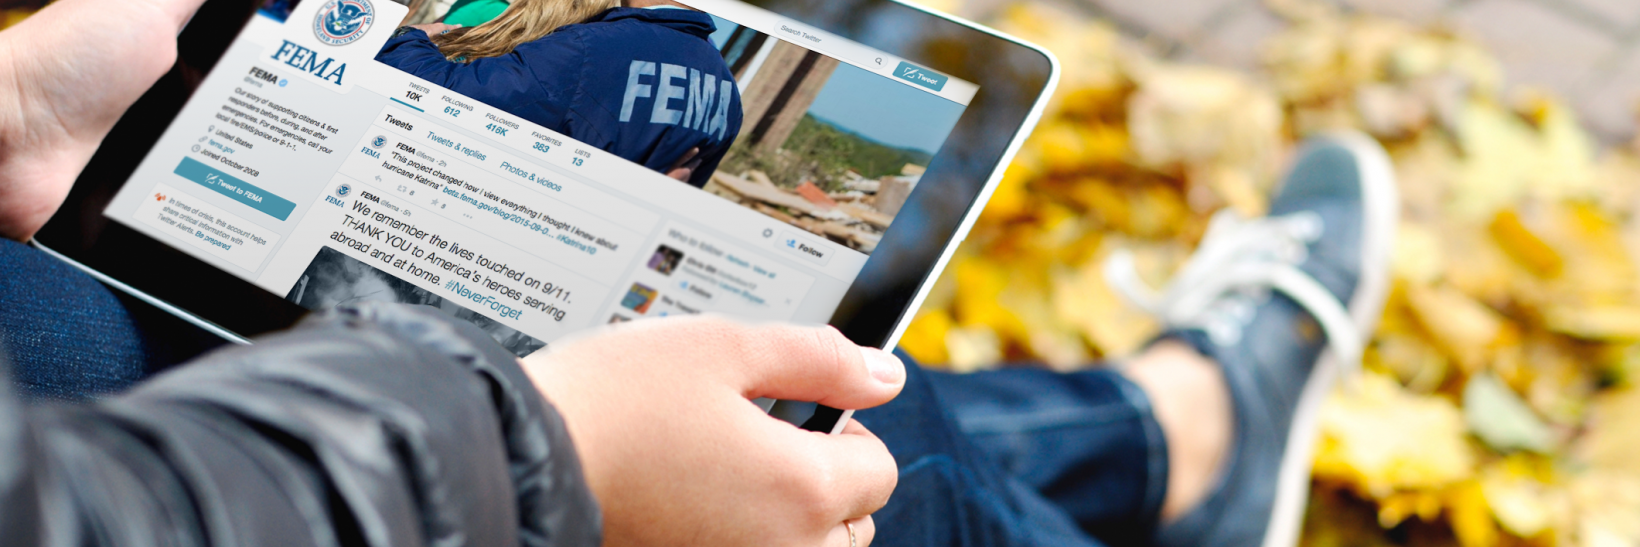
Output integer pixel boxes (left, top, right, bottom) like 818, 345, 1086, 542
35, 0, 1057, 432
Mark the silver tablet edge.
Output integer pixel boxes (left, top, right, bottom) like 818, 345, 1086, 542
876, 0, 1062, 354
833, 1, 1061, 434
29, 240, 254, 345
39, 0, 1061, 398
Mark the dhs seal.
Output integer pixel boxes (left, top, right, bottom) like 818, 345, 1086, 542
313, 0, 374, 46
371, 135, 387, 148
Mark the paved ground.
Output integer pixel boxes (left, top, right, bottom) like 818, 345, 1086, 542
951, 0, 1640, 144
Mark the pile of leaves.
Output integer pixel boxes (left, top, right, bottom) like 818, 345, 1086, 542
897, 2, 1640, 545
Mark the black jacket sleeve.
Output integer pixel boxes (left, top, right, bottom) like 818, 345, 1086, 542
0, 302, 602, 547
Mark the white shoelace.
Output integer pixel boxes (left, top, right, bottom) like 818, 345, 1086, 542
1103, 210, 1363, 384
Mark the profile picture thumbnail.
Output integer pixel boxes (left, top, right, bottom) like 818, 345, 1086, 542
647, 245, 685, 276
620, 283, 659, 314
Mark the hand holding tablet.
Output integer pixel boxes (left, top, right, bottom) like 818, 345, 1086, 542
0, 0, 207, 242
36, 0, 1054, 438
4, 0, 1055, 544
522, 316, 902, 547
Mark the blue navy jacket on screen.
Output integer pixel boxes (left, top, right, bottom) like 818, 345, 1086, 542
377, 7, 744, 189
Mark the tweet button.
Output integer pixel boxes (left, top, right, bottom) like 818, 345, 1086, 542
173, 157, 296, 221
892, 61, 949, 92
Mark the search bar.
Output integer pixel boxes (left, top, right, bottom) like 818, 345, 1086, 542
771, 19, 897, 74
676, 0, 976, 104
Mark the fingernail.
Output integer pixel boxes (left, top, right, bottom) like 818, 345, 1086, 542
861, 348, 903, 384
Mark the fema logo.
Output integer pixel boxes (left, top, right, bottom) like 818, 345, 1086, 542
371, 135, 387, 148
313, 0, 374, 46
336, 184, 352, 198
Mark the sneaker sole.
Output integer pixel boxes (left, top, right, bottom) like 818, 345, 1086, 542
1260, 132, 1399, 547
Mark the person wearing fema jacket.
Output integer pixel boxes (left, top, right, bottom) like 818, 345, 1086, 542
376, 0, 745, 189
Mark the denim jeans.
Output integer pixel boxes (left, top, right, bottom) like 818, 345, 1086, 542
3, 239, 1171, 546
860, 357, 1168, 547
0, 239, 226, 399
0, 238, 154, 399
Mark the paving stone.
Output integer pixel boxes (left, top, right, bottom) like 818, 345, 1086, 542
1082, 0, 1246, 41
1451, 0, 1617, 100
1558, 0, 1640, 32
1333, 0, 1451, 23
1577, 46, 1640, 140
1191, 5, 1288, 70
1057, 0, 1631, 143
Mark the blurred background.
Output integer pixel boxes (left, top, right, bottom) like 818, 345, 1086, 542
5, 0, 1638, 544
885, 0, 1640, 546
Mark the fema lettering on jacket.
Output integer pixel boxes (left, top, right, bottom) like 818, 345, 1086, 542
619, 60, 735, 140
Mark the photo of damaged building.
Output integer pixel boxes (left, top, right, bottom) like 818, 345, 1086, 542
706, 30, 937, 255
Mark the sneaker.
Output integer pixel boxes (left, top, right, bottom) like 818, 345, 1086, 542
1103, 132, 1398, 547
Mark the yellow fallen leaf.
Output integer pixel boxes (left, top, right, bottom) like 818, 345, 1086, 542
1127, 65, 1283, 188
1078, 123, 1130, 168
1568, 471, 1640, 547
1450, 100, 1541, 219
1051, 251, 1160, 358
1034, 122, 1090, 174
977, 162, 1036, 223
1542, 306, 1640, 341
952, 258, 1023, 336
1447, 480, 1500, 547
1367, 332, 1449, 393
1575, 388, 1640, 475
1393, 222, 1445, 285
1404, 284, 1511, 372
900, 311, 953, 366
1523, 96, 1599, 201
1313, 372, 1474, 498
1194, 163, 1268, 218
997, 270, 1087, 370
1377, 490, 1442, 528
1489, 209, 1564, 278
945, 326, 1002, 374
1438, 221, 1517, 305
1479, 459, 1556, 538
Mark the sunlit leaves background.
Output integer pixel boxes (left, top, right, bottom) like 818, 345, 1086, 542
896, 1, 1640, 545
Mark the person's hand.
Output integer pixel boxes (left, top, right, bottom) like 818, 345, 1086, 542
521, 316, 905, 546
408, 22, 460, 36
0, 0, 206, 241
666, 146, 701, 182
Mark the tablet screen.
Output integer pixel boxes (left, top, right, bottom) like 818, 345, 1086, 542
97, 0, 979, 355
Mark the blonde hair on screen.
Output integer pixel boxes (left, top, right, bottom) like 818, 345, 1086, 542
432, 0, 617, 61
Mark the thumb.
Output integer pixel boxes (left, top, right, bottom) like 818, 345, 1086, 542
736, 324, 904, 411
124, 0, 210, 33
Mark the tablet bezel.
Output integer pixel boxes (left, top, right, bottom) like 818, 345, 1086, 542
35, 0, 1058, 355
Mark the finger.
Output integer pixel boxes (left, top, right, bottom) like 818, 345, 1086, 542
24, 0, 204, 39
734, 324, 904, 411
826, 517, 876, 547
666, 166, 692, 182
827, 422, 898, 519
667, 147, 701, 172
131, 0, 211, 31
769, 419, 897, 522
